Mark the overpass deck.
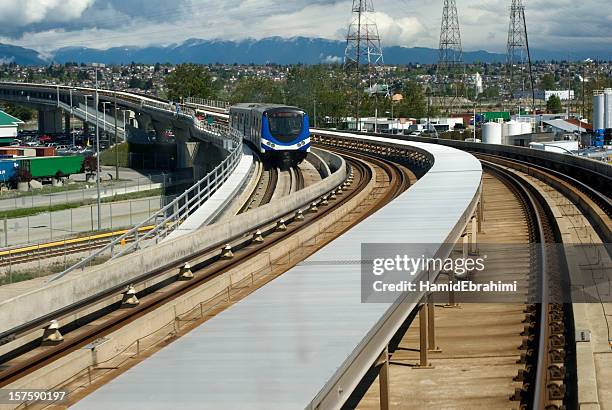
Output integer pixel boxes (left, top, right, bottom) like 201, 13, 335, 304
73, 134, 482, 410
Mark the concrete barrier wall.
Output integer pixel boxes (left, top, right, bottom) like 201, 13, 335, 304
307, 150, 331, 179
314, 147, 344, 173
0, 152, 347, 335
350, 131, 611, 180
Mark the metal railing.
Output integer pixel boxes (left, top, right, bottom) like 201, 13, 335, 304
184, 97, 230, 111
50, 126, 243, 281
57, 101, 126, 140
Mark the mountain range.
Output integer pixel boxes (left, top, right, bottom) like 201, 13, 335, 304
51, 37, 510, 65
0, 43, 47, 65
1, 37, 610, 66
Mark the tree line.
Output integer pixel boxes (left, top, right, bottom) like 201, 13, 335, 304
164, 64, 432, 126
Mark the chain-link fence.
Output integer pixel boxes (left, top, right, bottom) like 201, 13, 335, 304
0, 172, 178, 212
0, 193, 178, 249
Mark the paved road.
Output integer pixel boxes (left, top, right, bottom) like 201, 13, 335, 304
0, 167, 171, 212
2, 196, 164, 248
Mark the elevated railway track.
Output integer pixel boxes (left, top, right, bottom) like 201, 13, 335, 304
0, 87, 609, 409
0, 148, 419, 409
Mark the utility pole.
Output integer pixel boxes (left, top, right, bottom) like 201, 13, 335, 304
344, 0, 384, 132
427, 87, 431, 133
92, 63, 105, 231
114, 91, 119, 180
437, 0, 465, 116
507, 0, 535, 108
69, 88, 74, 147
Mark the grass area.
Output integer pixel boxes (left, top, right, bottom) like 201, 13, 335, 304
0, 177, 137, 200
0, 202, 83, 219
0, 188, 162, 219
100, 142, 129, 167
0, 182, 90, 200
0, 256, 110, 286
101, 188, 162, 203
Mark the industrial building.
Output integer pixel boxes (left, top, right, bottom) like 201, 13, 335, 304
540, 90, 575, 101
542, 118, 591, 136
593, 88, 612, 147
0, 110, 23, 144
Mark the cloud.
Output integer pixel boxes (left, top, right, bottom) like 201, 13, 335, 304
0, 0, 95, 26
373, 13, 428, 46
0, 0, 608, 55
321, 55, 342, 64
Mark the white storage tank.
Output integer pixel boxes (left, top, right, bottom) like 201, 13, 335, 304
605, 88, 612, 129
593, 91, 605, 130
521, 122, 532, 135
506, 120, 522, 137
482, 122, 502, 144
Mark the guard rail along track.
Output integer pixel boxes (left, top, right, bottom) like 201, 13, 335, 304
0, 148, 349, 361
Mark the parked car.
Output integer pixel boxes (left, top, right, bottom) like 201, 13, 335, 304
38, 135, 53, 144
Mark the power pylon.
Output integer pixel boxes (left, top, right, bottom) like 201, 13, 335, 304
344, 0, 384, 130
507, 0, 535, 105
344, 0, 384, 72
436, 0, 464, 115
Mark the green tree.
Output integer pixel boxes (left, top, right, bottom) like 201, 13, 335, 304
284, 65, 352, 126
2, 104, 34, 122
540, 73, 556, 90
546, 95, 563, 113
395, 81, 428, 118
230, 77, 283, 104
482, 86, 500, 99
165, 64, 216, 101
128, 77, 145, 89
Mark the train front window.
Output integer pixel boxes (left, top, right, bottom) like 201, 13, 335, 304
267, 111, 303, 142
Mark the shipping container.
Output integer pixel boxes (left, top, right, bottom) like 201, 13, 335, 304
477, 112, 511, 122
0, 147, 19, 156
34, 146, 56, 157
17, 155, 84, 179
17, 148, 37, 157
0, 160, 18, 183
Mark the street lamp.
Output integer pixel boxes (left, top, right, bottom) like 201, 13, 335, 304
92, 62, 106, 231
69, 88, 74, 146
114, 92, 119, 180
84, 94, 90, 125
101, 101, 110, 137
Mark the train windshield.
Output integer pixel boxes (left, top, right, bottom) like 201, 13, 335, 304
267, 111, 304, 142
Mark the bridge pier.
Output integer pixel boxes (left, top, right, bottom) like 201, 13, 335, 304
64, 113, 71, 134
38, 108, 62, 134
135, 113, 152, 131
377, 347, 390, 410
151, 119, 168, 138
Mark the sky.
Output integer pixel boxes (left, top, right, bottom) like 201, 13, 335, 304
0, 0, 609, 55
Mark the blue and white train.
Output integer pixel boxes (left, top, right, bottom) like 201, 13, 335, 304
229, 103, 310, 167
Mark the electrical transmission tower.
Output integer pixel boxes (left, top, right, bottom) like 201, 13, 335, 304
344, 0, 385, 130
344, 0, 384, 72
507, 0, 535, 106
436, 0, 464, 115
